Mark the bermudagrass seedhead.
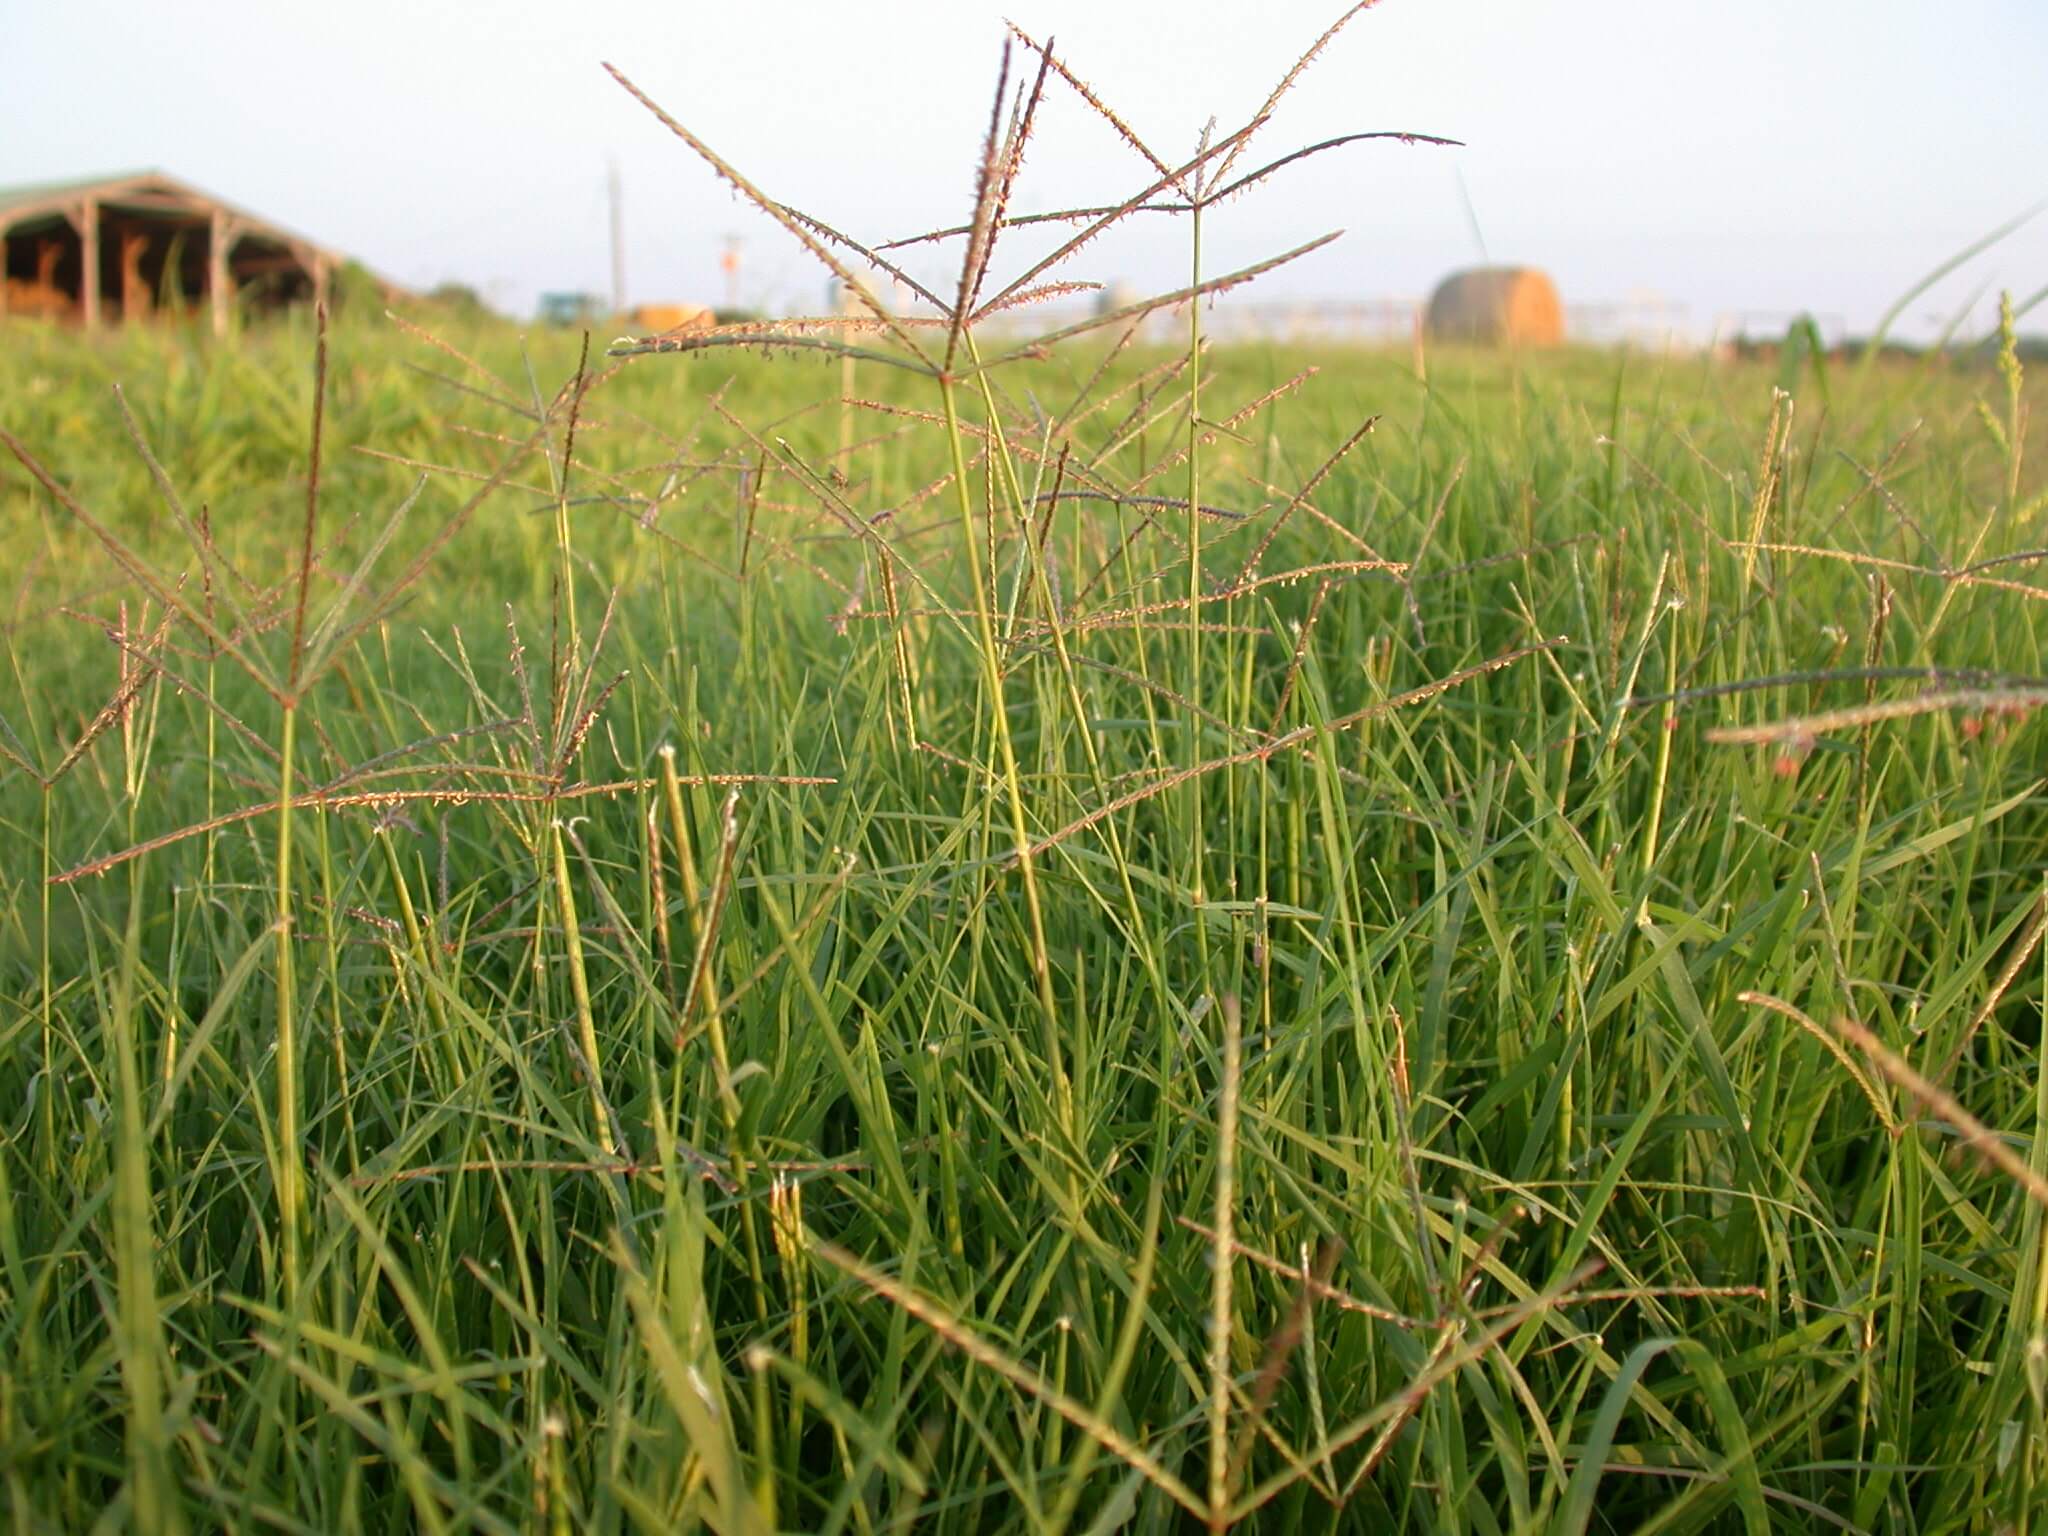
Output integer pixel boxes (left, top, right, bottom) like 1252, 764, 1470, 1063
602, 12, 1456, 378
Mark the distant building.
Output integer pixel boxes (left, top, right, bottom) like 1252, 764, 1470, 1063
1426, 266, 1565, 347
539, 291, 607, 327
0, 170, 391, 333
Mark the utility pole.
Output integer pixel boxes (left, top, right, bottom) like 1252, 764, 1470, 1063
721, 234, 743, 314
608, 158, 626, 317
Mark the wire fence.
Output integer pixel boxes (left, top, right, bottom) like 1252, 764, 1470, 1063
842, 282, 1850, 354
967, 292, 1710, 351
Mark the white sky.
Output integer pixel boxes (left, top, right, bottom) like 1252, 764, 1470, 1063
5, 0, 2045, 341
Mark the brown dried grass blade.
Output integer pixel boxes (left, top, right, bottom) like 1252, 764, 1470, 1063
810, 1238, 1206, 1519
1738, 992, 1896, 1133
1830, 1011, 2048, 1209
1208, 1221, 1413, 1501
1180, 1219, 1420, 1327
1233, 1262, 1605, 1518
1705, 690, 2048, 745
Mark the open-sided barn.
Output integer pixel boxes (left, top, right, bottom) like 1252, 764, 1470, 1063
0, 170, 388, 332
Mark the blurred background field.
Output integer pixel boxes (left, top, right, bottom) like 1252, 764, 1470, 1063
4, 298, 2048, 1531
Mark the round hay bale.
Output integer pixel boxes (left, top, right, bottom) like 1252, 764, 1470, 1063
1425, 267, 1564, 347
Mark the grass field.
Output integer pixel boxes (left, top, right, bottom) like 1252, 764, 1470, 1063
6, 36, 2048, 1534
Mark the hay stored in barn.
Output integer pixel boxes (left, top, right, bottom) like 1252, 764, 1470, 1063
1425, 267, 1564, 347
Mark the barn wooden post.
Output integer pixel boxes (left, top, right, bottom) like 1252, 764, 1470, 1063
77, 197, 100, 329
120, 228, 150, 321
209, 207, 232, 337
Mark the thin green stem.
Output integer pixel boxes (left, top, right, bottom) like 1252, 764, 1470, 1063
939, 372, 1073, 1145
274, 701, 302, 1309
